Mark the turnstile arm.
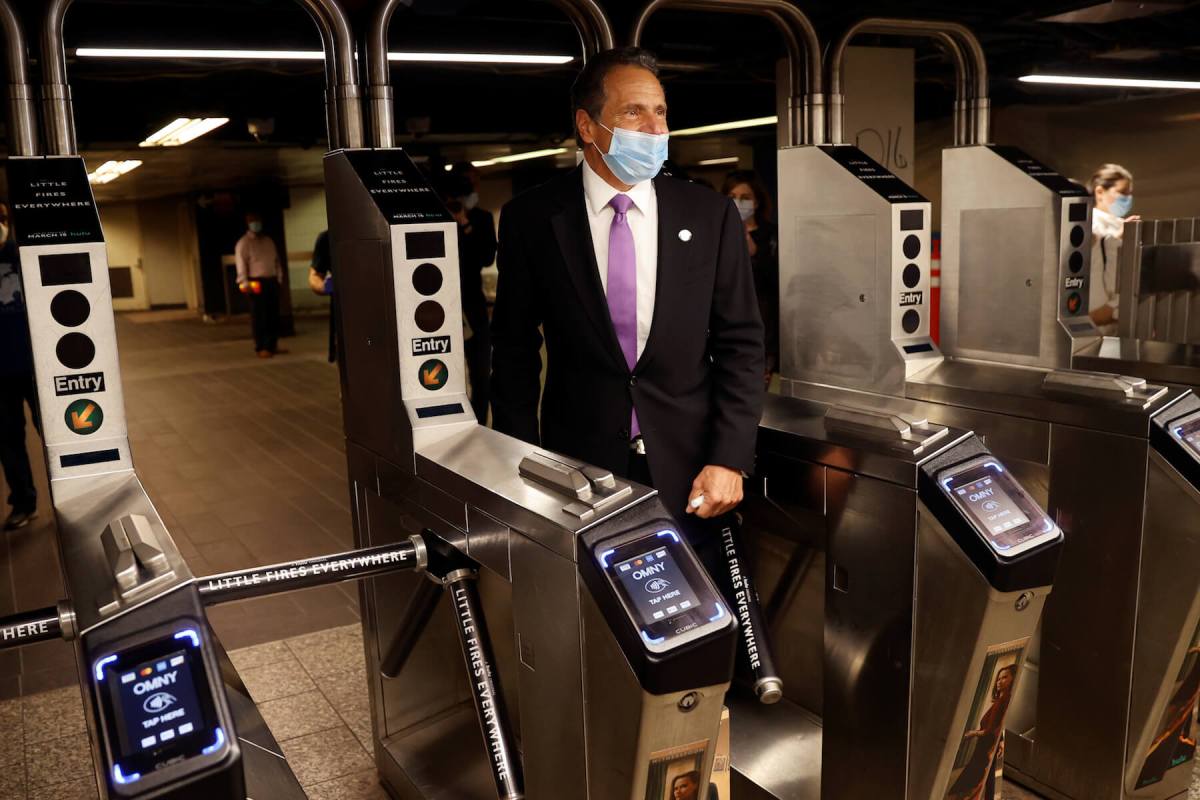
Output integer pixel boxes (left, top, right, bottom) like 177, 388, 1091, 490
0, 603, 71, 650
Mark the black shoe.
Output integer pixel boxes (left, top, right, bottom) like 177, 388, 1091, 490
4, 509, 37, 531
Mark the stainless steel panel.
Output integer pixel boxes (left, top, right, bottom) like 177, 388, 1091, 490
380, 703, 502, 800
957, 207, 1046, 357
466, 507, 512, 581
821, 469, 915, 798
1074, 336, 1200, 390
727, 693, 822, 800
1007, 426, 1150, 797
1124, 450, 1200, 799
508, 530, 586, 798
416, 426, 655, 560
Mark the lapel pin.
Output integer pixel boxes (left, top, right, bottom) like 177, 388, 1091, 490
678, 229, 692, 242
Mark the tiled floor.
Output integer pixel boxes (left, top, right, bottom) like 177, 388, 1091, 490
2, 310, 1198, 799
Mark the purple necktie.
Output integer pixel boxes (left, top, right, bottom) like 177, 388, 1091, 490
607, 194, 639, 437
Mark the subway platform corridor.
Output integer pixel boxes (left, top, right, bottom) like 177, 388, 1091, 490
0, 310, 1197, 799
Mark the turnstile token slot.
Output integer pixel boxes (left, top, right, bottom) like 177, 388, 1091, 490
823, 405, 950, 451
518, 452, 591, 499
1042, 369, 1167, 404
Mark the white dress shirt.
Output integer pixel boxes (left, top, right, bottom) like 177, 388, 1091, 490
582, 159, 658, 359
234, 231, 283, 284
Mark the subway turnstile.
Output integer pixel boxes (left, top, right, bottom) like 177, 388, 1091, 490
1072, 216, 1200, 388
778, 128, 1200, 798
323, 146, 736, 799
726, 394, 1061, 800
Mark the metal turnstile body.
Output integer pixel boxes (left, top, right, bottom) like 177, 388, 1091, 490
4, 154, 312, 798
940, 145, 1098, 370
324, 147, 737, 800
777, 143, 1200, 800
727, 394, 1060, 800
1073, 217, 1200, 388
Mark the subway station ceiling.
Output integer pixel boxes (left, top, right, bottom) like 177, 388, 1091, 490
6, 0, 1199, 198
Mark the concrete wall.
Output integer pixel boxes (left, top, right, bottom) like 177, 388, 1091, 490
99, 196, 200, 311
283, 184, 329, 312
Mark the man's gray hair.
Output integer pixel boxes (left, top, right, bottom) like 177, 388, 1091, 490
571, 46, 660, 130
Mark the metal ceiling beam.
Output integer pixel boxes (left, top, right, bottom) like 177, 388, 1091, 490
629, 0, 825, 146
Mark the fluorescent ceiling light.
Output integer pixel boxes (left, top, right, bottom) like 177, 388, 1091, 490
140, 117, 229, 147
1020, 74, 1200, 90
88, 160, 142, 184
698, 156, 739, 166
472, 148, 569, 167
672, 116, 777, 137
76, 48, 572, 65
389, 52, 572, 65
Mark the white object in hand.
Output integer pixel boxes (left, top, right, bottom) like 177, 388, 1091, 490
690, 495, 705, 509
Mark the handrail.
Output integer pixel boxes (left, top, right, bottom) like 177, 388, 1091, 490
629, 0, 824, 146
366, 0, 615, 148
39, 0, 363, 155
0, 0, 36, 155
827, 17, 989, 146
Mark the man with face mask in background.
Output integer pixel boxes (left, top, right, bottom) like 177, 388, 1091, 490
446, 162, 497, 424
490, 47, 764, 545
0, 201, 41, 531
234, 210, 285, 358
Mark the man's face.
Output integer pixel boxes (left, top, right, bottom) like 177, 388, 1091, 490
672, 776, 698, 800
577, 65, 668, 154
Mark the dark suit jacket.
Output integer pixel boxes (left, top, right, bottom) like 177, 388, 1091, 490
490, 167, 765, 525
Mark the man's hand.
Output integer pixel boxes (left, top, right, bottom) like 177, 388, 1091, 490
1090, 304, 1116, 326
452, 208, 470, 227
686, 465, 744, 518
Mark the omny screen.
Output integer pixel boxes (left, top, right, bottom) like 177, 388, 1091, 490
96, 630, 222, 784
615, 546, 703, 628
940, 459, 1058, 557
602, 529, 726, 650
1170, 410, 1200, 461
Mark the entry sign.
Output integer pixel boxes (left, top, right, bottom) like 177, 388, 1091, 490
418, 359, 449, 391
64, 398, 104, 435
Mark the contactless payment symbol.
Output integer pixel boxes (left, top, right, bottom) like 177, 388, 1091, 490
64, 398, 103, 435
418, 359, 448, 391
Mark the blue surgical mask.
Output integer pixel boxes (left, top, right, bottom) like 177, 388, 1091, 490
595, 122, 669, 186
733, 198, 755, 222
248, 221, 263, 233
1109, 193, 1133, 219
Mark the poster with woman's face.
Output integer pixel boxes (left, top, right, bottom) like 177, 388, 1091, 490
643, 740, 709, 800
943, 638, 1028, 800
1135, 619, 1200, 789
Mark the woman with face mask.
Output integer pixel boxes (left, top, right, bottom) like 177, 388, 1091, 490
722, 170, 778, 385
1088, 163, 1139, 334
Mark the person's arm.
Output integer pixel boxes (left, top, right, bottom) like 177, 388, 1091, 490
234, 237, 248, 285
310, 233, 331, 295
489, 206, 543, 442
688, 199, 765, 518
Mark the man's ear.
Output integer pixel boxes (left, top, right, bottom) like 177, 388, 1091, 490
576, 108, 595, 146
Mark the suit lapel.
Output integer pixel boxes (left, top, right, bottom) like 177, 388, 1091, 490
637, 176, 688, 371
550, 168, 626, 367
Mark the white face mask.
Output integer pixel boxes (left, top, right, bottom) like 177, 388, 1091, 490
732, 198, 755, 222
462, 192, 479, 211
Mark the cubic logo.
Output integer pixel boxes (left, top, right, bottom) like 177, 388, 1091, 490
412, 335, 451, 356
142, 692, 177, 714
1064, 276, 1084, 290
53, 371, 105, 396
899, 291, 924, 307
133, 670, 178, 695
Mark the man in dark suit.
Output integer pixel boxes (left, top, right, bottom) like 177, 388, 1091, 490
490, 47, 764, 537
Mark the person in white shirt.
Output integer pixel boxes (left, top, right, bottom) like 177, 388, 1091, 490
1088, 164, 1139, 334
234, 211, 285, 358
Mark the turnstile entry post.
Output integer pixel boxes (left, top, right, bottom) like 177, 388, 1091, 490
196, 540, 424, 605
446, 568, 526, 800
717, 520, 783, 704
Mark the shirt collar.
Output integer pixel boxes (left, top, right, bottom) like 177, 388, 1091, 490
582, 158, 654, 217
1093, 207, 1124, 237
